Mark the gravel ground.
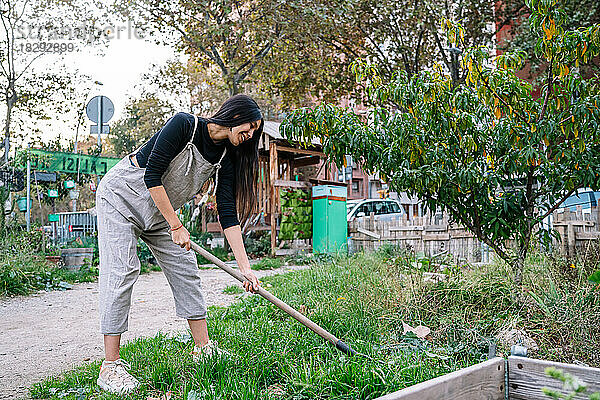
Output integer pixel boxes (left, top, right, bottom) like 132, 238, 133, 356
0, 263, 306, 399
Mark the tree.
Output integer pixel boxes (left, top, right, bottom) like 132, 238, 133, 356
502, 0, 600, 79
107, 94, 175, 157
281, 0, 600, 284
114, 0, 295, 96
138, 58, 228, 115
255, 0, 531, 108
251, 1, 364, 109
0, 0, 105, 163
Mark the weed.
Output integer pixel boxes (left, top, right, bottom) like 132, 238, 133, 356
244, 231, 271, 258
197, 246, 233, 265
0, 230, 161, 297
543, 367, 600, 399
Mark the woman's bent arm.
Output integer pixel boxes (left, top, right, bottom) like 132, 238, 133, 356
148, 185, 181, 228
224, 224, 260, 292
148, 185, 194, 250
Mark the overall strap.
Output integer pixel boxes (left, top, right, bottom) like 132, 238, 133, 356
189, 114, 199, 144
210, 147, 228, 196
216, 147, 228, 166
184, 114, 200, 175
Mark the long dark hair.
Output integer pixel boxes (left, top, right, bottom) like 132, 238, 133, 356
207, 94, 264, 225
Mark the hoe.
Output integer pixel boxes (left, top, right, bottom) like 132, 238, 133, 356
190, 240, 361, 357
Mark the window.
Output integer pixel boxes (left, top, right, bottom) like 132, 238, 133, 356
352, 179, 360, 193
374, 201, 388, 215
356, 202, 373, 216
563, 192, 593, 210
592, 192, 600, 207
388, 202, 401, 213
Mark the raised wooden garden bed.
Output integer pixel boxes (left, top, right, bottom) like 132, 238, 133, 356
375, 356, 600, 400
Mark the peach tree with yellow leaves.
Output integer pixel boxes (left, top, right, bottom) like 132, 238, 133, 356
281, 0, 600, 284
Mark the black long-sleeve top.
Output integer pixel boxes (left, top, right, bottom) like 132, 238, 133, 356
134, 111, 239, 230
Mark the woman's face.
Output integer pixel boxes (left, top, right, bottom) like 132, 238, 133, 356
228, 119, 261, 146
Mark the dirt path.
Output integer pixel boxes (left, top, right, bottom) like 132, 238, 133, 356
0, 263, 306, 399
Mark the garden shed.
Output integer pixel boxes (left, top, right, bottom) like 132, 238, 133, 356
202, 121, 347, 255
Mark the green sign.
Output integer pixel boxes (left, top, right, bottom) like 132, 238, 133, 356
28, 149, 120, 175
48, 189, 59, 198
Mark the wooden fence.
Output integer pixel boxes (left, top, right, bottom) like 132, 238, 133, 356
551, 205, 600, 258
348, 213, 490, 263
349, 205, 600, 262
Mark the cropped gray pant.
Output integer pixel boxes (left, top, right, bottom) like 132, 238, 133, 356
96, 157, 207, 335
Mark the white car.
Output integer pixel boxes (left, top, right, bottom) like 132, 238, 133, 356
541, 188, 600, 232
347, 199, 405, 222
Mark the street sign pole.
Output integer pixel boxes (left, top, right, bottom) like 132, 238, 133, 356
97, 95, 103, 151
26, 148, 31, 232
86, 94, 114, 187
97, 95, 103, 186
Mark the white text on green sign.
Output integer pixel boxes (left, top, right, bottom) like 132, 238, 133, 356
29, 149, 120, 175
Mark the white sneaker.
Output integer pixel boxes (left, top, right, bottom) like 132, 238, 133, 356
97, 358, 141, 394
191, 340, 231, 362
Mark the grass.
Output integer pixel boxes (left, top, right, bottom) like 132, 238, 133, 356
29, 250, 472, 400
0, 229, 99, 296
377, 244, 600, 366
0, 229, 161, 297
28, 245, 600, 399
223, 284, 244, 295
251, 257, 284, 270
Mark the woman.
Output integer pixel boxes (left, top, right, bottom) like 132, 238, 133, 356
94, 94, 263, 394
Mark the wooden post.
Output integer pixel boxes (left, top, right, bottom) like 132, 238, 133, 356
508, 356, 600, 400
269, 142, 278, 255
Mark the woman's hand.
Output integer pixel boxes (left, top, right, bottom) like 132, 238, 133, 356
223, 224, 259, 293
241, 269, 260, 293
171, 225, 191, 251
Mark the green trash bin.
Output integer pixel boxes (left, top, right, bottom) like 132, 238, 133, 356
312, 185, 348, 254
16, 197, 32, 212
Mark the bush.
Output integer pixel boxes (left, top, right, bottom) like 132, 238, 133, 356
244, 231, 270, 258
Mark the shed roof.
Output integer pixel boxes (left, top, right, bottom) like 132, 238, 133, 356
263, 121, 323, 146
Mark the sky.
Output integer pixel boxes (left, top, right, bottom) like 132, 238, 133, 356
28, 14, 181, 144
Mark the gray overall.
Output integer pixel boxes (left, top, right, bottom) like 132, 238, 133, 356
95, 114, 227, 335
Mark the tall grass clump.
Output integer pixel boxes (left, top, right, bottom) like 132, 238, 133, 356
383, 246, 600, 366
0, 228, 97, 296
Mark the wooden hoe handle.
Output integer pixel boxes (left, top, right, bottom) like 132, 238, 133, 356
189, 240, 356, 356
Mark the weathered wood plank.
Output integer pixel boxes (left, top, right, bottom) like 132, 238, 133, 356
390, 226, 424, 232
575, 232, 600, 240
422, 233, 451, 241
424, 225, 449, 232
375, 358, 505, 400
553, 220, 594, 227
269, 142, 278, 255
276, 145, 324, 157
357, 227, 381, 239
450, 233, 476, 239
272, 179, 311, 188
352, 236, 421, 241
508, 356, 600, 400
